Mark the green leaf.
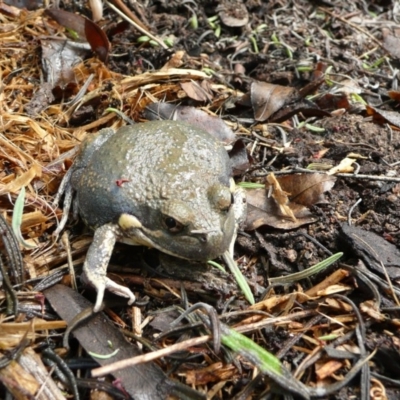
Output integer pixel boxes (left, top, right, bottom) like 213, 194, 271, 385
220, 324, 310, 399
237, 182, 265, 189
222, 251, 255, 305
12, 186, 36, 249
305, 123, 325, 133
269, 252, 343, 284
207, 260, 228, 273
88, 348, 119, 359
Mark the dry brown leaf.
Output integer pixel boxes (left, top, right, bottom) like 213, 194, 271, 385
382, 29, 400, 59
366, 105, 400, 128
45, 9, 110, 62
245, 188, 316, 230
21, 210, 48, 231
322, 298, 353, 312
0, 1, 21, 15
121, 69, 209, 91
327, 157, 356, 175
229, 139, 252, 176
0, 356, 40, 399
250, 81, 299, 121
251, 294, 293, 312
25, 82, 55, 117
347, 152, 367, 159
312, 148, 330, 159
143, 103, 236, 143
180, 80, 213, 102
316, 284, 352, 296
3, 0, 41, 10
388, 90, 400, 101
316, 93, 351, 111
185, 362, 236, 385
275, 173, 336, 206
160, 50, 185, 70
27, 120, 55, 151
359, 300, 385, 321
337, 344, 361, 354
267, 173, 297, 222
0, 164, 42, 195
251, 292, 313, 311
84, 16, 110, 63
298, 76, 326, 97
270, 99, 330, 123
304, 269, 350, 300
45, 9, 87, 39
41, 39, 88, 89
315, 359, 345, 381
392, 336, 400, 348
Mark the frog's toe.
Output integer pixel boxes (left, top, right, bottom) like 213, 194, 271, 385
86, 276, 135, 312
93, 285, 106, 312
104, 278, 136, 306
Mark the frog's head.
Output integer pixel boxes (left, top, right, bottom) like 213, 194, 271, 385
118, 181, 236, 261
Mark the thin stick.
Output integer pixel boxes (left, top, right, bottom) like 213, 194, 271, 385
268, 168, 400, 183
106, 1, 168, 49
319, 7, 382, 47
92, 334, 211, 377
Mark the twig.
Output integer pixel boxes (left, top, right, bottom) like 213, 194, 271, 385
108, 0, 147, 30
266, 168, 400, 183
319, 7, 383, 47
105, 1, 168, 49
336, 173, 400, 182
92, 334, 211, 377
348, 198, 362, 225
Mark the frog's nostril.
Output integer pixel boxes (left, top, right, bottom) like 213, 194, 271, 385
199, 236, 207, 243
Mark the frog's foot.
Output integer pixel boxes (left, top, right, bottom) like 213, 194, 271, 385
82, 223, 135, 312
82, 274, 135, 312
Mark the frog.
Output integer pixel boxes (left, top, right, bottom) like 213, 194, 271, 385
54, 120, 246, 312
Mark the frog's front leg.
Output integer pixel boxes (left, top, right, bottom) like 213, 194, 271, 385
53, 128, 116, 237
82, 223, 136, 312
229, 183, 247, 256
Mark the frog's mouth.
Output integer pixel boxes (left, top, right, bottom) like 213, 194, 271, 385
118, 213, 234, 261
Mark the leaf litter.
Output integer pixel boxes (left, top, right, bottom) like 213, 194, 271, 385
1, 1, 400, 399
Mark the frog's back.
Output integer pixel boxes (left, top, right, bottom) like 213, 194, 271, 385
76, 120, 232, 228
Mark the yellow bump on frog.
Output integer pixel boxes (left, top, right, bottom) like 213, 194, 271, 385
54, 120, 245, 312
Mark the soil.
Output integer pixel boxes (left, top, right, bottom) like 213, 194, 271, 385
1, 0, 400, 399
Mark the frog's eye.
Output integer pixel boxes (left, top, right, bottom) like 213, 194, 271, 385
164, 216, 184, 233
208, 184, 232, 213
220, 195, 234, 212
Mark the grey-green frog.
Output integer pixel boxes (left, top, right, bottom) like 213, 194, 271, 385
54, 120, 245, 311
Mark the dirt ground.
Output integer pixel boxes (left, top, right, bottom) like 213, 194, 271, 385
1, 0, 400, 399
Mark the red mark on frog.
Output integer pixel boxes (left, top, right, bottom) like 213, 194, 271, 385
116, 178, 130, 187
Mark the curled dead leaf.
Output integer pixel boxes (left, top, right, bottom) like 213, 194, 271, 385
267, 173, 296, 222
382, 29, 400, 59
229, 139, 252, 176
244, 173, 335, 231
143, 103, 236, 143
366, 105, 400, 128
45, 9, 110, 62
274, 173, 336, 206
245, 188, 316, 231
0, 164, 42, 195
360, 300, 385, 322
180, 80, 213, 102
251, 81, 298, 121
